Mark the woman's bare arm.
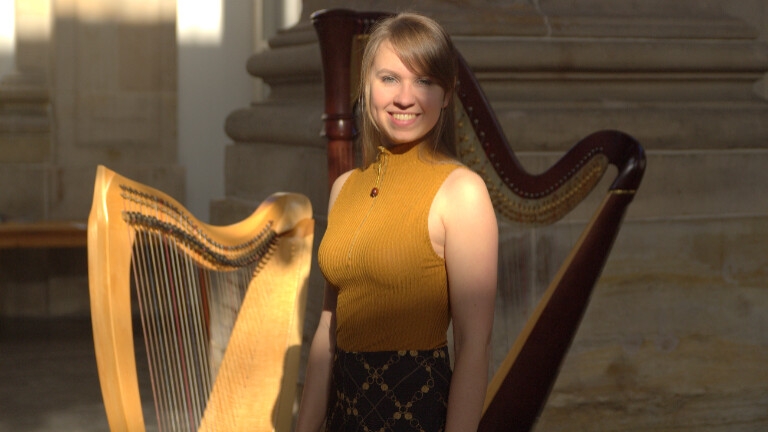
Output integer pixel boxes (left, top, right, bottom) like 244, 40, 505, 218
438, 168, 498, 432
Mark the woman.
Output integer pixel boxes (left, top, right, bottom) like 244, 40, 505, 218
296, 12, 498, 432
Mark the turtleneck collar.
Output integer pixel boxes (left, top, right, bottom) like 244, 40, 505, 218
378, 141, 422, 156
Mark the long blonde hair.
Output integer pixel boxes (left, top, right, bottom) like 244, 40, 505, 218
358, 12, 458, 168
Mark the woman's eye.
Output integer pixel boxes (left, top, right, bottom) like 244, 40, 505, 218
416, 78, 434, 86
381, 75, 397, 83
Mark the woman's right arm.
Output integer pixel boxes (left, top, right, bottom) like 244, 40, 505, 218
295, 170, 351, 432
294, 284, 337, 432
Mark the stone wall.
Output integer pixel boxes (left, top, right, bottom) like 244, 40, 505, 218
215, 0, 768, 430
0, 0, 182, 318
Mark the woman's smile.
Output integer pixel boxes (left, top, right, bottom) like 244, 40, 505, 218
391, 112, 418, 121
390, 112, 420, 127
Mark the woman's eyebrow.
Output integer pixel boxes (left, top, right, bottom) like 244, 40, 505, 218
375, 68, 399, 76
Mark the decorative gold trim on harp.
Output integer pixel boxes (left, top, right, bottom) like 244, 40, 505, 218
88, 165, 314, 431
610, 189, 637, 195
455, 104, 610, 226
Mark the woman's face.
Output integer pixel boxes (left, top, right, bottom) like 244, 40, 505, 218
368, 41, 448, 147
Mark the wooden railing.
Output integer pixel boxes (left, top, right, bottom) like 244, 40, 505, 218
0, 221, 87, 249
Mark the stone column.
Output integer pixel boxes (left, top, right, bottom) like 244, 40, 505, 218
0, 0, 56, 317
0, 0, 183, 319
215, 1, 768, 429
0, 0, 53, 220
51, 0, 182, 219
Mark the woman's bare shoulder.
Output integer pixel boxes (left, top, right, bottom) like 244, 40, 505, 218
441, 166, 489, 203
328, 170, 356, 211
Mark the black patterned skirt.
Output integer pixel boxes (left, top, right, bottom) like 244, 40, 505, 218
325, 347, 452, 432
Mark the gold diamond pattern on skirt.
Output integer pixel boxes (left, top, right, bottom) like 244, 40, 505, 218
326, 347, 452, 432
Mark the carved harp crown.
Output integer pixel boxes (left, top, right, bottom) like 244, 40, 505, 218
312, 9, 646, 432
87, 165, 314, 431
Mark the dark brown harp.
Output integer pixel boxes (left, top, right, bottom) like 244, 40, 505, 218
312, 9, 646, 432
87, 165, 314, 431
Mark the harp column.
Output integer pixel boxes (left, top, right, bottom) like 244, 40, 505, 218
216, 0, 768, 430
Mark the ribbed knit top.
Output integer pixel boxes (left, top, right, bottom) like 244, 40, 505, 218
318, 143, 461, 352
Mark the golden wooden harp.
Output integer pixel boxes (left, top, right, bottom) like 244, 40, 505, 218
312, 9, 646, 432
87, 165, 314, 431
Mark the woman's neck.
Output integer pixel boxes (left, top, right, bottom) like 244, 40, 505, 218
384, 140, 423, 155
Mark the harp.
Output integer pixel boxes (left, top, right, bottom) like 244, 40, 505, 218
87, 165, 314, 431
312, 9, 646, 432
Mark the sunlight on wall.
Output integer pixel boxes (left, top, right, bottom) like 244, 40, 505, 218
59, 0, 111, 22
252, 0, 300, 101
177, 0, 223, 45
282, 0, 300, 28
14, 0, 50, 40
121, 0, 175, 23
0, 0, 14, 50
55, 0, 174, 25
0, 0, 14, 76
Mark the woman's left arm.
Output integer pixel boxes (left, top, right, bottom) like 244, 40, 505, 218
440, 168, 498, 432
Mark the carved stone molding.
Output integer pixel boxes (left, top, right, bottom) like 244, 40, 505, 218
299, 0, 758, 38
227, 0, 768, 149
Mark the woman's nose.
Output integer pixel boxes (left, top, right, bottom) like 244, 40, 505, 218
393, 83, 415, 107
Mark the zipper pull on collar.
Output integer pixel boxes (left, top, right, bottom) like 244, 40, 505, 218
371, 147, 388, 198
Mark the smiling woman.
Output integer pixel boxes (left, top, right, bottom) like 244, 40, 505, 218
296, 12, 498, 432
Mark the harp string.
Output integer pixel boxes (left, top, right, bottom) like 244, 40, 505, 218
492, 215, 584, 374
187, 250, 211, 424
162, 232, 187, 428
150, 231, 171, 431
134, 230, 163, 429
182, 230, 209, 426
176, 230, 204, 428
121, 187, 278, 431
152, 227, 178, 429
129, 202, 163, 427
492, 222, 530, 377
148, 232, 170, 429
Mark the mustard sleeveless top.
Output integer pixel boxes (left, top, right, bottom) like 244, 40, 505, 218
318, 143, 461, 352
